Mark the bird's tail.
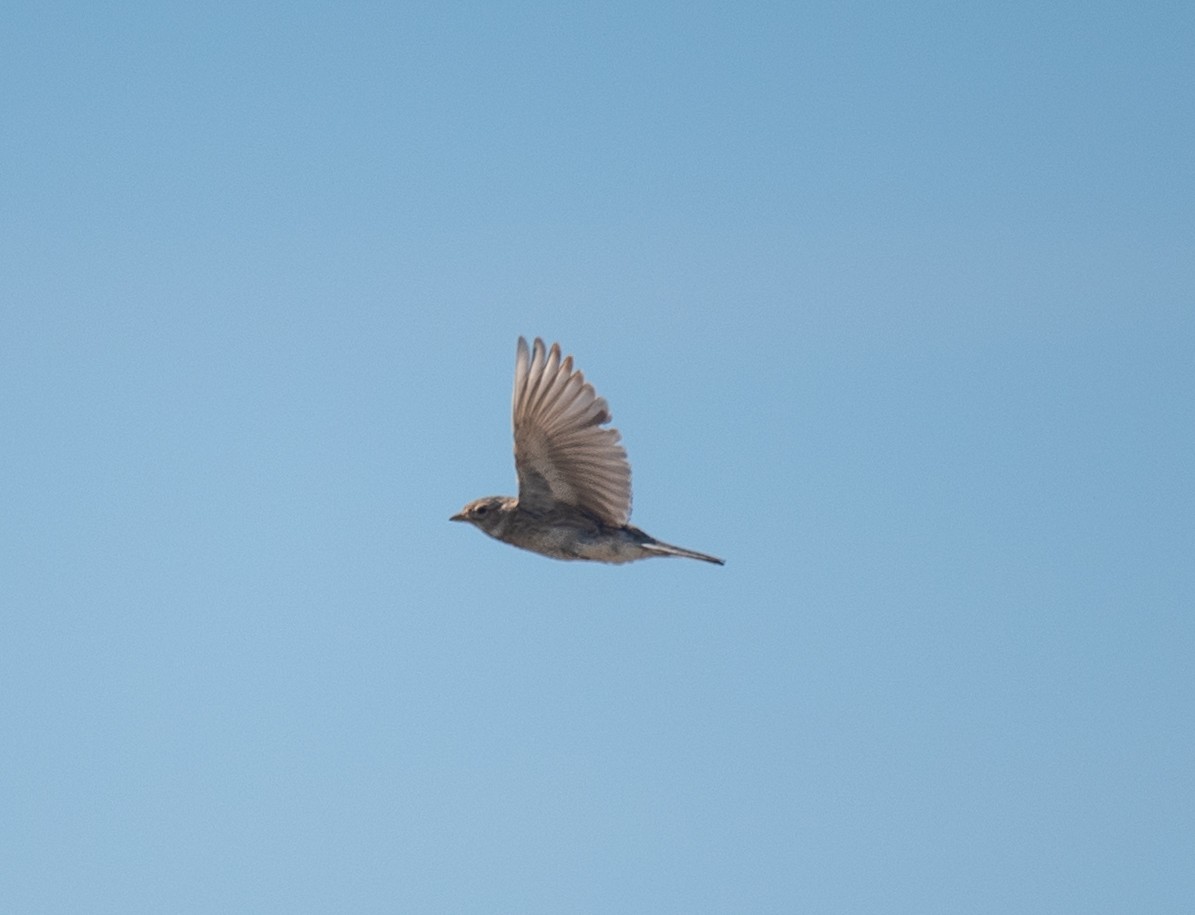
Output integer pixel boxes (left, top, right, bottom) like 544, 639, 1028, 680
643, 539, 725, 565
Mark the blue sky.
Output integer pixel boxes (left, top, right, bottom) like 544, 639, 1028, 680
2, 2, 1192, 911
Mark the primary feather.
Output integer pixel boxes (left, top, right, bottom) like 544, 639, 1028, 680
512, 337, 632, 526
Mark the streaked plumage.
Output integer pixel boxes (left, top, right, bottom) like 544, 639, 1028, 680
451, 337, 724, 565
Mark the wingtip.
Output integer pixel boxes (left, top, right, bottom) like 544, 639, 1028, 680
517, 336, 561, 365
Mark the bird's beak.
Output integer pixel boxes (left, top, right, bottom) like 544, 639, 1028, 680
449, 512, 466, 522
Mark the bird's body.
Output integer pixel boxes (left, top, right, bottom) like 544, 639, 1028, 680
453, 494, 724, 565
452, 337, 724, 566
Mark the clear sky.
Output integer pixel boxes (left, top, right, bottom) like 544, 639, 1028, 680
2, 2, 1192, 912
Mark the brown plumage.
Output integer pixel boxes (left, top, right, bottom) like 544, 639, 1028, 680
451, 337, 724, 565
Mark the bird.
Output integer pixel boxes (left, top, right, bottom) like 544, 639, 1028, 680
451, 336, 725, 565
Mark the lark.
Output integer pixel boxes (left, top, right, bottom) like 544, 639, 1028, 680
451, 337, 724, 565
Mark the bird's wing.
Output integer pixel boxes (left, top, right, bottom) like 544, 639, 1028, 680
511, 337, 632, 526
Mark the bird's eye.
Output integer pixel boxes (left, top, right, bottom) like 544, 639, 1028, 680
475, 505, 488, 516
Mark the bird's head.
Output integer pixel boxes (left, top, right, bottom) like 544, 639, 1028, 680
450, 496, 515, 537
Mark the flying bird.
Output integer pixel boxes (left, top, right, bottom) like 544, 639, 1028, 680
451, 337, 724, 565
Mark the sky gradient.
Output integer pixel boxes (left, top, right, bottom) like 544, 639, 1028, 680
3, 2, 1193, 912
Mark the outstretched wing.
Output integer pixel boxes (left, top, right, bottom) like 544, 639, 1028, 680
511, 337, 632, 526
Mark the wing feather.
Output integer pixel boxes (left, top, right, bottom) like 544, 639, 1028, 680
511, 337, 632, 525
